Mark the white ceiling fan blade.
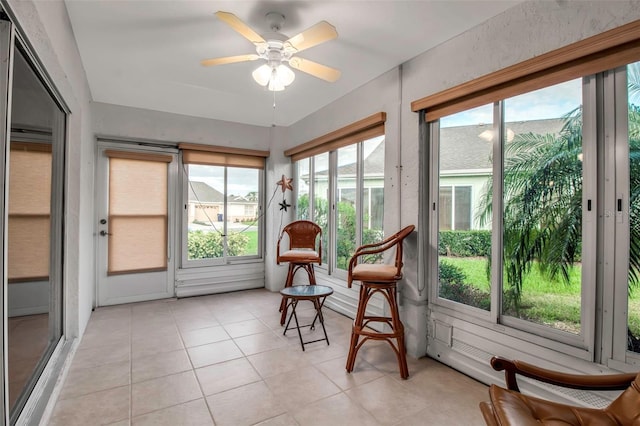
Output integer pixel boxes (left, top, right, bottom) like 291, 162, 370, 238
201, 54, 260, 67
215, 11, 266, 45
285, 21, 337, 53
289, 57, 341, 82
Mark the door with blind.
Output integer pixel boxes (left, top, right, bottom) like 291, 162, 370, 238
96, 145, 177, 306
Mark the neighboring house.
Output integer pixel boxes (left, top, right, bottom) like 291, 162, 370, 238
188, 181, 258, 224
440, 118, 565, 230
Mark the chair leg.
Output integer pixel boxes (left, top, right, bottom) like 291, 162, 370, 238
387, 287, 408, 379
346, 282, 409, 379
346, 284, 369, 372
279, 264, 296, 325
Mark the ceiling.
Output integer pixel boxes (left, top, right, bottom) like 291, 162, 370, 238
64, 1, 521, 127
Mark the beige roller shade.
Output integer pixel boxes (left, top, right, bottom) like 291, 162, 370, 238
284, 112, 386, 162
411, 20, 640, 121
179, 143, 267, 169
8, 142, 52, 282
108, 156, 168, 275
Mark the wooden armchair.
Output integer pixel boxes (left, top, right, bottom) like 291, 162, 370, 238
276, 220, 322, 325
480, 356, 640, 425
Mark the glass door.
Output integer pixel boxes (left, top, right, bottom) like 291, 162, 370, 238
6, 42, 65, 422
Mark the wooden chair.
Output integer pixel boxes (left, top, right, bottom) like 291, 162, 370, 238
277, 220, 322, 325
345, 224, 415, 379
480, 356, 640, 425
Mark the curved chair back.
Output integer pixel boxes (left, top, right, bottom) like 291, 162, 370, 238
347, 225, 415, 287
277, 220, 322, 265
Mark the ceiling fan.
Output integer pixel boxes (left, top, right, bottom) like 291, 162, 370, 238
201, 11, 341, 91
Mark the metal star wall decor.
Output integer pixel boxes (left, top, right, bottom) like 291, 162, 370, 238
279, 199, 291, 211
276, 174, 293, 193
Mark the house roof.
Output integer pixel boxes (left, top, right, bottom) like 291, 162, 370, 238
189, 181, 224, 203
440, 118, 565, 171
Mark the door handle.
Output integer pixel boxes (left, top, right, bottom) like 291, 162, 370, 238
99, 230, 112, 236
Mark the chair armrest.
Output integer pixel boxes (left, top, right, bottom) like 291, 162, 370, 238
491, 356, 637, 392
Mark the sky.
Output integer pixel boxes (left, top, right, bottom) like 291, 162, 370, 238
188, 164, 259, 197
441, 78, 582, 128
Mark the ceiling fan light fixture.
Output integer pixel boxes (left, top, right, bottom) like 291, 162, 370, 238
252, 64, 273, 86
252, 63, 295, 91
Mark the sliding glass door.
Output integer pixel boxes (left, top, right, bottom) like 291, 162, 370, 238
0, 10, 67, 423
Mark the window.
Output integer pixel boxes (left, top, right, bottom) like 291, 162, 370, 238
413, 17, 640, 379
293, 135, 385, 275
438, 186, 472, 231
180, 144, 265, 265
287, 113, 386, 276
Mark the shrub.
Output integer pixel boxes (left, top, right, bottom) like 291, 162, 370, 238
438, 260, 490, 310
187, 230, 249, 259
439, 230, 491, 257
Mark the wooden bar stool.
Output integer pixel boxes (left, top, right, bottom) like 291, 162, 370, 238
345, 225, 415, 379
277, 220, 322, 325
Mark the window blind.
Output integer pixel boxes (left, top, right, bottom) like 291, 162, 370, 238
107, 154, 169, 275
411, 20, 640, 121
284, 112, 386, 162
179, 143, 268, 169
7, 142, 52, 282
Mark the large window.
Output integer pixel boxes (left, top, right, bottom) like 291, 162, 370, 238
293, 135, 385, 275
181, 146, 264, 265
428, 57, 640, 367
436, 78, 584, 332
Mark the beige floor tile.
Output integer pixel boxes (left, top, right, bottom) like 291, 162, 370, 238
234, 330, 288, 356
132, 398, 214, 425
132, 348, 192, 383
345, 375, 430, 425
80, 327, 130, 350
132, 370, 202, 416
175, 314, 220, 333
316, 356, 384, 390
212, 308, 256, 324
60, 360, 130, 400
247, 346, 311, 379
49, 386, 130, 426
181, 325, 230, 348
104, 420, 130, 426
254, 413, 300, 426
223, 318, 271, 338
71, 343, 130, 370
207, 381, 285, 426
132, 330, 184, 359
195, 357, 261, 396
51, 290, 492, 425
187, 339, 243, 368
264, 366, 341, 411
291, 392, 380, 426
393, 404, 486, 426
132, 316, 177, 338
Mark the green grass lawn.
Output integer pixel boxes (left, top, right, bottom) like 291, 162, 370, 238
441, 256, 640, 336
243, 230, 258, 255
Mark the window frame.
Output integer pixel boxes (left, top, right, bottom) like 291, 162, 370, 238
180, 149, 266, 269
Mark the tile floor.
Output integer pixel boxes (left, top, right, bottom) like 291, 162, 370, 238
48, 289, 489, 425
